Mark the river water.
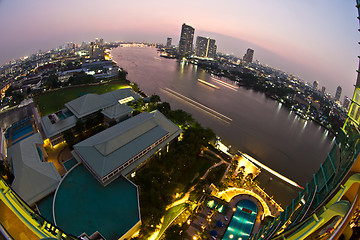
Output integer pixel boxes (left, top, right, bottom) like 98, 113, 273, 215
111, 46, 334, 205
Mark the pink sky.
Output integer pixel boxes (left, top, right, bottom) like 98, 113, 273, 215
0, 0, 358, 98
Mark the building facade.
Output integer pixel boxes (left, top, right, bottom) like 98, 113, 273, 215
166, 37, 172, 48
335, 85, 342, 101
313, 81, 319, 90
178, 23, 195, 56
243, 48, 254, 63
195, 36, 217, 59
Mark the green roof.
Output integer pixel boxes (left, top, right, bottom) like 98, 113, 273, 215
41, 110, 77, 138
101, 103, 133, 120
7, 133, 61, 205
73, 111, 182, 179
65, 93, 113, 118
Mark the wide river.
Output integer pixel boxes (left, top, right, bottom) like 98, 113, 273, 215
112, 46, 334, 204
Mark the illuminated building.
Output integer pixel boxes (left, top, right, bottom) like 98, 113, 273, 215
195, 36, 217, 59
321, 86, 326, 94
243, 48, 254, 63
344, 96, 351, 111
89, 41, 104, 60
313, 81, 319, 90
335, 85, 342, 101
166, 37, 172, 48
178, 23, 195, 56
72, 110, 182, 186
41, 88, 140, 146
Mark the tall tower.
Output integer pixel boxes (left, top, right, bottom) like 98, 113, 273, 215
178, 23, 195, 56
321, 86, 326, 94
313, 81, 319, 90
195, 36, 217, 59
335, 85, 342, 101
166, 37, 172, 48
243, 48, 254, 63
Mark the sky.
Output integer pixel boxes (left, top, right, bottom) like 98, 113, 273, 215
0, 0, 358, 98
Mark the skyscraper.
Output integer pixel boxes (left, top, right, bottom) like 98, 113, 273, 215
321, 86, 326, 94
343, 96, 351, 111
178, 23, 195, 56
89, 41, 104, 60
243, 48, 254, 63
195, 36, 217, 59
166, 37, 172, 48
313, 81, 319, 90
335, 85, 342, 101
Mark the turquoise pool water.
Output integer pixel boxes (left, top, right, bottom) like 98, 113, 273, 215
53, 164, 140, 239
64, 110, 73, 117
63, 158, 78, 171
222, 200, 258, 240
12, 124, 33, 141
57, 112, 66, 120
36, 193, 55, 225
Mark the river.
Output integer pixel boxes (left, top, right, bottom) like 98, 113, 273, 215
111, 46, 335, 205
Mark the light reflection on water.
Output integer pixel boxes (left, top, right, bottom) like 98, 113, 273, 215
112, 46, 334, 187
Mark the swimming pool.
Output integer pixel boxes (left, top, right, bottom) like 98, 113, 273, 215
12, 124, 33, 141
63, 158, 78, 171
222, 200, 258, 240
53, 164, 140, 239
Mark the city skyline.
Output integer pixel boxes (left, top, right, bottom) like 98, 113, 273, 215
0, 0, 358, 97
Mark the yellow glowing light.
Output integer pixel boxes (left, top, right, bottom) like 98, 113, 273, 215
241, 153, 303, 189
197, 78, 219, 89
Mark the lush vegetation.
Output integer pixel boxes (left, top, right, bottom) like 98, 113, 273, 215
126, 95, 217, 239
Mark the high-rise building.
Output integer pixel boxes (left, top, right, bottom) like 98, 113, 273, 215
195, 36, 217, 59
343, 96, 351, 110
89, 41, 104, 60
335, 85, 342, 101
166, 37, 172, 48
243, 48, 254, 63
313, 81, 319, 90
321, 86, 326, 94
178, 23, 195, 56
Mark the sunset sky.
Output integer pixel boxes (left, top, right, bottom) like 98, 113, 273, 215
0, 0, 358, 97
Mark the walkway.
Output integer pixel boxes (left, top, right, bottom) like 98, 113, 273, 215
0, 200, 39, 240
200, 149, 230, 180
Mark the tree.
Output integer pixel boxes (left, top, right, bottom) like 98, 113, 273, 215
131, 83, 140, 92
163, 224, 188, 240
166, 109, 194, 127
118, 69, 128, 81
63, 130, 75, 147
156, 102, 171, 115
44, 74, 60, 89
4, 86, 14, 98
150, 94, 161, 103
95, 110, 104, 125
75, 119, 84, 134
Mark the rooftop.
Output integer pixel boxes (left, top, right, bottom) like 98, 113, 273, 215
41, 109, 77, 139
73, 111, 182, 180
101, 103, 133, 120
65, 93, 113, 119
7, 133, 61, 205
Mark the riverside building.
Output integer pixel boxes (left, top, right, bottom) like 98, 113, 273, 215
178, 23, 195, 56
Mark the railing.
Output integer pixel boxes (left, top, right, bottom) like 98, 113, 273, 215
251, 2, 360, 239
0, 179, 79, 240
